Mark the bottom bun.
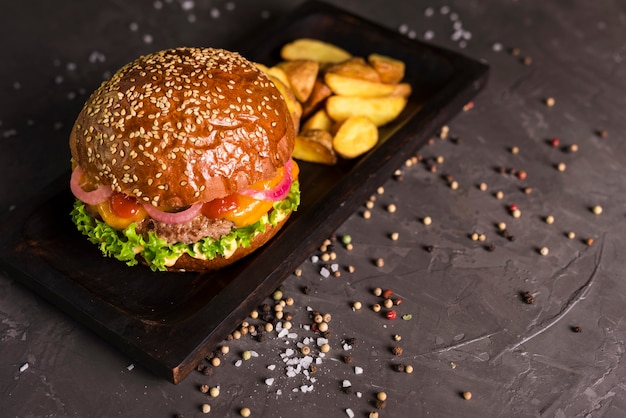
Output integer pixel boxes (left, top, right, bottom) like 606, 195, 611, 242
147, 213, 291, 272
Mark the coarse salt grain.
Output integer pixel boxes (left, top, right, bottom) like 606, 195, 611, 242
342, 380, 352, 387
126, 363, 134, 371
355, 366, 363, 375
346, 408, 355, 418
19, 363, 29, 373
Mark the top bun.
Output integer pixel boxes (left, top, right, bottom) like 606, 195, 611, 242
70, 47, 295, 209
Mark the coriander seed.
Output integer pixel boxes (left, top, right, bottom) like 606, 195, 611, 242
387, 203, 397, 213
372, 303, 382, 313
201, 403, 211, 413
405, 364, 414, 373
592, 205, 603, 215
377, 391, 388, 401
422, 216, 432, 225
320, 343, 330, 353
539, 246, 549, 256
390, 232, 399, 241
209, 387, 220, 397
353, 301, 362, 310
463, 391, 472, 400
545, 215, 555, 224
240, 407, 251, 417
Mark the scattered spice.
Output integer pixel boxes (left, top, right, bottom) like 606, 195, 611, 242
387, 203, 397, 213
240, 407, 251, 417
422, 216, 433, 225
545, 215, 555, 225
405, 365, 414, 373
539, 246, 550, 256
386, 310, 397, 320
392, 346, 403, 356
352, 301, 362, 310
463, 391, 473, 400
343, 355, 353, 364
572, 326, 582, 333
201, 404, 211, 414
522, 291, 535, 304
394, 364, 405, 372
556, 162, 567, 172
377, 392, 388, 401
566, 231, 576, 240
592, 205, 603, 215
375, 258, 385, 267
585, 237, 595, 247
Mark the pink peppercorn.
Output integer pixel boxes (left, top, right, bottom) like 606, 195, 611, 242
550, 137, 560, 147
386, 310, 397, 320
382, 289, 394, 299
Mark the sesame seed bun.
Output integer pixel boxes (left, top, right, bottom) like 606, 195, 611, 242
69, 47, 296, 209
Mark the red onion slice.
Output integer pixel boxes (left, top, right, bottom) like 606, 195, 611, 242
70, 165, 113, 205
240, 159, 293, 202
142, 202, 203, 224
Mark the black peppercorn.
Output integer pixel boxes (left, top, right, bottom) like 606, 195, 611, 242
344, 355, 353, 364
394, 364, 405, 372
522, 291, 535, 304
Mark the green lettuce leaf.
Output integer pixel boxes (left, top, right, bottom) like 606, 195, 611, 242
70, 181, 300, 272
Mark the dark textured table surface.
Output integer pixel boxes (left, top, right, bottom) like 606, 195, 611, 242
2, 1, 626, 417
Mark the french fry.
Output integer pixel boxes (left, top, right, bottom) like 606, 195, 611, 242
332, 116, 379, 159
301, 78, 333, 117
265, 66, 290, 90
326, 96, 408, 127
264, 73, 302, 132
293, 129, 337, 165
367, 53, 406, 84
278, 60, 319, 103
301, 108, 334, 132
281, 38, 352, 64
324, 73, 411, 98
325, 57, 381, 82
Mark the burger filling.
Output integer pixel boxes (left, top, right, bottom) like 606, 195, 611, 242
70, 160, 300, 271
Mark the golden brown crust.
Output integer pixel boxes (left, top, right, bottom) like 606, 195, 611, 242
70, 47, 295, 209
161, 213, 291, 272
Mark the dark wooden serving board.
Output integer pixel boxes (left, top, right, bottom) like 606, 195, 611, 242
0, 0, 488, 384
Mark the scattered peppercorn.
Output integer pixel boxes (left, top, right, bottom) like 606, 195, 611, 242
386, 310, 397, 320
344, 355, 353, 364
375, 258, 385, 267
374, 400, 387, 410
426, 245, 434, 253
392, 346, 403, 356
201, 404, 211, 414
539, 246, 549, 256
592, 205, 603, 215
585, 237, 595, 247
240, 407, 251, 417
377, 392, 388, 401
523, 291, 535, 304
463, 391, 473, 400
405, 365, 414, 373
422, 216, 433, 225
572, 326, 582, 333
394, 364, 405, 372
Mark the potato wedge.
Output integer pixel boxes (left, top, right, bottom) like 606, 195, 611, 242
332, 116, 379, 159
265, 66, 290, 90
301, 78, 333, 117
281, 38, 352, 64
293, 129, 337, 165
278, 60, 319, 103
326, 96, 408, 126
325, 57, 381, 83
265, 73, 302, 132
302, 108, 334, 132
367, 53, 406, 84
324, 73, 410, 98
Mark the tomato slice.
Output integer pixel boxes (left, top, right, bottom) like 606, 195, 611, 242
110, 193, 143, 218
201, 162, 298, 228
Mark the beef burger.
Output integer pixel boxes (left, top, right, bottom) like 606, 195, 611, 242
69, 47, 300, 272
